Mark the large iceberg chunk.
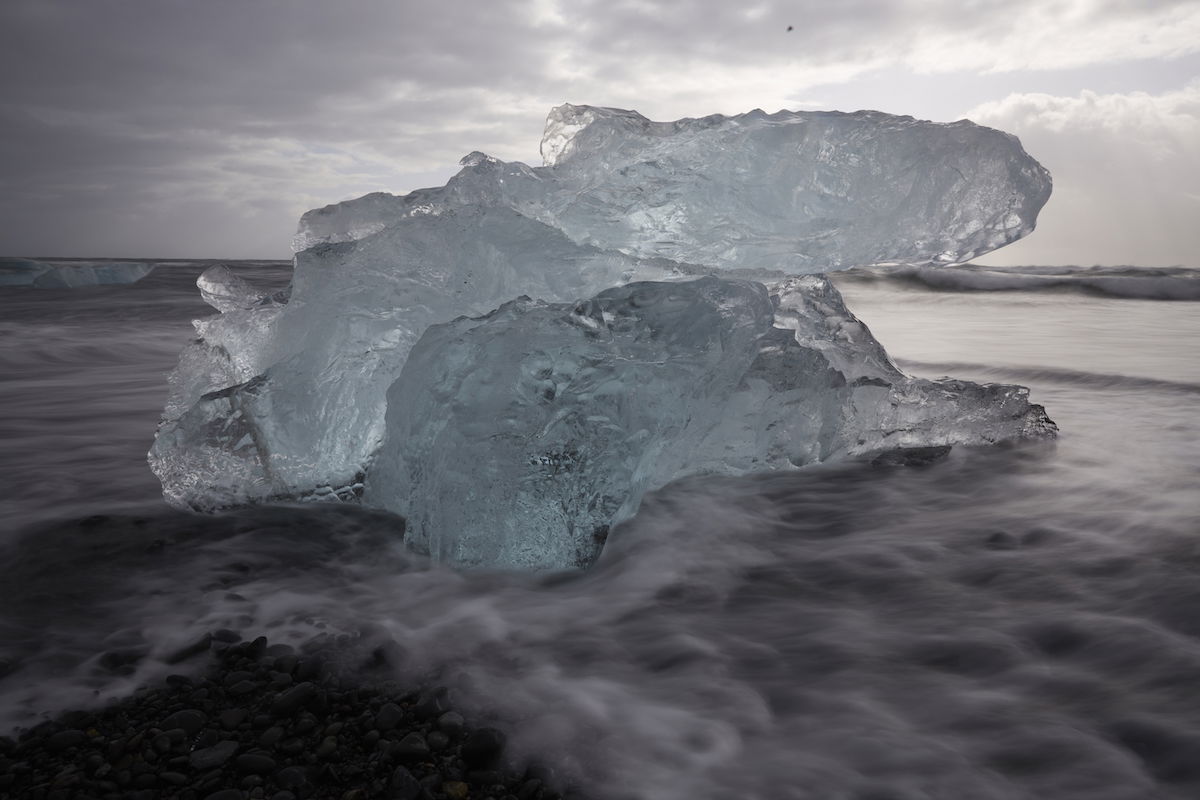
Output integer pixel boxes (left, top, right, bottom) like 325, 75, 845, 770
0, 257, 156, 288
297, 105, 1051, 271
365, 276, 1054, 570
151, 211, 673, 509
151, 104, 1053, 517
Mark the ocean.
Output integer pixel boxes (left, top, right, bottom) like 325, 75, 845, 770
1, 260, 1198, 799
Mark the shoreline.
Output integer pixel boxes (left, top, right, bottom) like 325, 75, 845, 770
0, 632, 579, 800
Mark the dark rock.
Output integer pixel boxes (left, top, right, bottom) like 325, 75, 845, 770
203, 790, 245, 800
245, 636, 269, 659
294, 714, 319, 735
259, 726, 284, 748
294, 658, 323, 682
273, 655, 298, 675
393, 732, 430, 762
277, 737, 305, 755
221, 708, 249, 729
518, 778, 544, 800
437, 711, 465, 736
223, 670, 256, 687
45, 729, 87, 751
276, 765, 308, 789
269, 792, 297, 800
212, 629, 243, 643
414, 688, 451, 719
190, 739, 240, 770
270, 682, 317, 716
133, 772, 159, 789
462, 727, 507, 768
160, 770, 189, 786
389, 765, 422, 800
467, 769, 503, 785
196, 728, 221, 749
316, 736, 338, 759
161, 708, 208, 736
375, 702, 405, 731
235, 752, 277, 775
228, 680, 259, 696
428, 731, 450, 751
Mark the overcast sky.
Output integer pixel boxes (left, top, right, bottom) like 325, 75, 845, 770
1, 0, 1197, 265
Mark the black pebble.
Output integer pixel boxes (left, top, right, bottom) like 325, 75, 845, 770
44, 728, 88, 751
235, 751, 277, 774
270, 681, 317, 716
462, 727, 507, 767
390, 765, 423, 800
160, 708, 208, 736
375, 701, 405, 730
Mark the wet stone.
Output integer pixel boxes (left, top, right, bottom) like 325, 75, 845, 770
462, 727, 507, 768
45, 729, 87, 752
190, 739, 240, 770
437, 711, 465, 736
389, 765, 422, 800
235, 752, 277, 775
161, 708, 208, 736
277, 737, 305, 755
270, 682, 317, 716
316, 736, 338, 759
375, 702, 404, 731
414, 688, 451, 719
223, 670, 256, 687
276, 765, 308, 789
221, 708, 249, 729
203, 790, 245, 800
393, 732, 430, 762
258, 726, 284, 748
160, 770, 188, 786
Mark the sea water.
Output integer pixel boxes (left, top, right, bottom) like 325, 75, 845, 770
1, 261, 1198, 799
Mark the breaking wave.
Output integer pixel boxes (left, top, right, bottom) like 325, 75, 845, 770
838, 265, 1200, 301
894, 359, 1200, 395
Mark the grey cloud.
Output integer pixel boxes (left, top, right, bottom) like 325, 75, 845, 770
1, 0, 1198, 258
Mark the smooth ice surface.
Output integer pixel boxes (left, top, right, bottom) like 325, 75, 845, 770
152, 103, 1052, 518
0, 257, 156, 288
365, 277, 1055, 570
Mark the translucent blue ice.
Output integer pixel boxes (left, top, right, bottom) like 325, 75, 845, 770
151, 105, 1054, 554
